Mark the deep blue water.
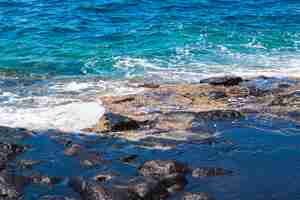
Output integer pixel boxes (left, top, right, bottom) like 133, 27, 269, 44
1, 0, 300, 79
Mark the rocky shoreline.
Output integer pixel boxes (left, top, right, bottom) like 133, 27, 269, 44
85, 75, 300, 143
1, 76, 300, 200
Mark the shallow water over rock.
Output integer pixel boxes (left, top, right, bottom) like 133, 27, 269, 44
1, 113, 300, 200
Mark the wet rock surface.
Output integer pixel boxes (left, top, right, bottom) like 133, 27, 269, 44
89, 76, 300, 139
95, 112, 141, 133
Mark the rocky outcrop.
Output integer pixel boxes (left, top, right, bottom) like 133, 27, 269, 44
94, 112, 141, 133
82, 76, 300, 143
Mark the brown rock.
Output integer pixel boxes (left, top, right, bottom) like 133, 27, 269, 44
95, 112, 141, 133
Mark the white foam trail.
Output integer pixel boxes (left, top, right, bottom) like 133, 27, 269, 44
112, 54, 300, 83
0, 101, 105, 132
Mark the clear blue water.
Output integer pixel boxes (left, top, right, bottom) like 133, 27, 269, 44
11, 115, 300, 199
1, 0, 300, 79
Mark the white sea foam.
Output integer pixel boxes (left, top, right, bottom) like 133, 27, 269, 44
0, 101, 105, 132
0, 77, 144, 132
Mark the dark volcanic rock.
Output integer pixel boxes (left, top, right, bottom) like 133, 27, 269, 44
95, 112, 141, 133
139, 160, 188, 193
0, 143, 25, 170
195, 110, 244, 121
93, 173, 116, 182
0, 171, 29, 200
119, 154, 138, 164
160, 173, 187, 193
69, 178, 136, 200
139, 160, 188, 178
192, 167, 233, 178
180, 192, 215, 200
0, 179, 20, 200
30, 174, 63, 186
125, 176, 168, 200
200, 76, 243, 86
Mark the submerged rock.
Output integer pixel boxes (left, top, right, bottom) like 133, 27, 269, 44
139, 160, 189, 193
195, 110, 244, 121
69, 178, 135, 200
0, 126, 32, 142
16, 159, 42, 169
0, 171, 28, 200
39, 196, 78, 200
119, 154, 138, 164
0, 143, 25, 170
192, 167, 233, 178
139, 160, 188, 178
64, 144, 82, 156
124, 176, 168, 200
200, 76, 243, 86
242, 76, 297, 96
154, 110, 243, 132
30, 174, 63, 186
0, 179, 20, 200
79, 152, 105, 168
180, 192, 215, 200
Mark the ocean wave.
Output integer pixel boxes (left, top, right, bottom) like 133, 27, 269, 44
0, 77, 144, 132
111, 49, 300, 83
0, 101, 105, 132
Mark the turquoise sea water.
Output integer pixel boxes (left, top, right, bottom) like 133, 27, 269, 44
1, 0, 300, 79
